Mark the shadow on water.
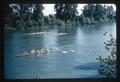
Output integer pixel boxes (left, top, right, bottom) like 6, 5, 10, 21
86, 74, 106, 78
74, 62, 106, 78
74, 62, 101, 70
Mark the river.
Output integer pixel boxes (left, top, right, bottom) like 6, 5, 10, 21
4, 22, 116, 79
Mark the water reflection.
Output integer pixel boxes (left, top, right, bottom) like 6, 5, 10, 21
43, 28, 58, 48
56, 26, 78, 46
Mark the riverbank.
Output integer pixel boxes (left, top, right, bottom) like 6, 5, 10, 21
4, 21, 116, 31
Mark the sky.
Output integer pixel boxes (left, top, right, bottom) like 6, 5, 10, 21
43, 4, 116, 16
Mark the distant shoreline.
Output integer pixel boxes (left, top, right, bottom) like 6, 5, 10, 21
4, 21, 116, 31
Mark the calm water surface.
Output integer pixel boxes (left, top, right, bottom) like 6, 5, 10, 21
4, 22, 116, 79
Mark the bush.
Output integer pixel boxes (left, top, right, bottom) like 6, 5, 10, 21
66, 20, 72, 26
85, 17, 91, 24
71, 20, 77, 26
90, 16, 95, 24
16, 19, 26, 29
96, 32, 116, 78
79, 14, 86, 24
44, 16, 51, 25
55, 19, 65, 26
76, 20, 80, 25
26, 19, 33, 27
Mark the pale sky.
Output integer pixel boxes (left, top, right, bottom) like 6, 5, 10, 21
43, 4, 116, 16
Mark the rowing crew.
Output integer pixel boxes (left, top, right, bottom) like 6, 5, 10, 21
24, 32, 68, 36
16, 47, 61, 57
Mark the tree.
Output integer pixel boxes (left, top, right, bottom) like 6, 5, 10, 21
49, 14, 56, 25
32, 4, 44, 26
5, 4, 34, 28
5, 4, 20, 27
54, 4, 78, 22
5, 4, 45, 28
81, 4, 116, 24
79, 14, 86, 24
105, 5, 115, 21
94, 4, 104, 22
44, 16, 51, 25
17, 4, 34, 28
82, 4, 95, 18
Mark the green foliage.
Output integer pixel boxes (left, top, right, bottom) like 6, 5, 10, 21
105, 5, 115, 21
44, 16, 51, 25
55, 19, 65, 26
16, 19, 26, 29
54, 4, 78, 22
79, 14, 86, 24
66, 20, 72, 26
43, 15, 65, 26
71, 20, 77, 25
85, 17, 91, 24
76, 20, 80, 25
33, 4, 44, 22
49, 15, 56, 25
79, 14, 95, 25
5, 4, 44, 29
90, 16, 95, 24
5, 4, 116, 30
81, 4, 116, 24
96, 33, 116, 78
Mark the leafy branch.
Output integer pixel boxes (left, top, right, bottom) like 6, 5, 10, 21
96, 32, 116, 78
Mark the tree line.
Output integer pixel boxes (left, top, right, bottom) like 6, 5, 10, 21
5, 4, 116, 29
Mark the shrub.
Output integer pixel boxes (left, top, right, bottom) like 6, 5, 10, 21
96, 32, 116, 78
66, 20, 72, 26
90, 16, 95, 24
44, 16, 51, 25
55, 19, 65, 26
71, 20, 77, 26
76, 20, 80, 25
79, 14, 86, 24
85, 17, 91, 24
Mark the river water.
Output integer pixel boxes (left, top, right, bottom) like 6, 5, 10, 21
4, 22, 116, 79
